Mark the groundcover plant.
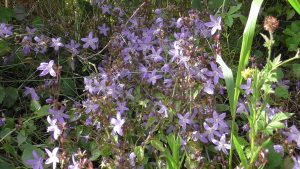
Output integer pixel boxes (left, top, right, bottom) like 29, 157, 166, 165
0, 0, 300, 169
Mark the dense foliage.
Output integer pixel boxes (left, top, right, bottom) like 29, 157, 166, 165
0, 0, 300, 169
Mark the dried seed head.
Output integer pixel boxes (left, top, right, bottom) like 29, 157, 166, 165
263, 16, 279, 32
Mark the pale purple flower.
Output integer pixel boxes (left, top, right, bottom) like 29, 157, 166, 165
147, 69, 162, 85
82, 99, 99, 114
110, 112, 125, 136
296, 81, 300, 91
164, 79, 172, 88
148, 47, 164, 62
212, 134, 230, 154
46, 116, 62, 140
240, 78, 253, 95
26, 26, 36, 35
45, 147, 59, 169
81, 32, 98, 50
101, 5, 111, 14
65, 40, 80, 55
129, 152, 136, 167
24, 87, 39, 100
207, 62, 224, 85
25, 150, 44, 169
283, 125, 300, 148
236, 100, 248, 114
0, 23, 13, 37
293, 156, 300, 169
33, 35, 48, 54
203, 80, 215, 95
273, 145, 284, 156
205, 111, 227, 129
204, 15, 222, 35
50, 37, 64, 51
49, 107, 69, 123
21, 36, 32, 55
116, 101, 129, 114
177, 112, 193, 131
37, 60, 56, 77
157, 101, 168, 118
202, 122, 220, 141
98, 24, 110, 36
139, 64, 149, 79
68, 155, 80, 169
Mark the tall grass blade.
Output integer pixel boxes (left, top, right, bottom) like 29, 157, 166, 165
233, 135, 248, 168
287, 0, 300, 15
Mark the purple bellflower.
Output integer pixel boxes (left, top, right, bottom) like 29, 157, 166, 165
50, 37, 64, 52
25, 150, 44, 169
207, 62, 224, 85
98, 24, 110, 36
205, 111, 227, 129
24, 87, 39, 100
81, 32, 98, 50
65, 40, 80, 55
177, 112, 193, 131
240, 78, 253, 95
46, 116, 62, 140
147, 69, 162, 85
204, 15, 222, 35
49, 107, 69, 123
0, 23, 13, 37
284, 125, 300, 148
212, 134, 230, 154
110, 112, 125, 136
293, 156, 300, 169
37, 60, 56, 77
45, 147, 59, 169
116, 101, 129, 114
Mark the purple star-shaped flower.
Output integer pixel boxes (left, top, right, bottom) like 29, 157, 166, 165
240, 78, 253, 95
116, 101, 129, 114
101, 5, 111, 14
24, 87, 39, 100
25, 150, 44, 169
147, 69, 162, 85
81, 32, 98, 50
50, 37, 64, 52
98, 24, 110, 36
157, 101, 168, 118
206, 62, 224, 85
205, 111, 227, 128
49, 107, 69, 123
129, 152, 136, 167
177, 112, 193, 131
204, 15, 222, 35
283, 125, 300, 148
148, 47, 164, 62
203, 80, 215, 95
21, 36, 32, 55
110, 112, 125, 136
65, 40, 80, 55
0, 23, 13, 37
82, 98, 99, 114
293, 156, 300, 169
202, 122, 220, 141
212, 134, 230, 154
37, 60, 56, 77
139, 64, 149, 79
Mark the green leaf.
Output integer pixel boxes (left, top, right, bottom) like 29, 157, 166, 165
100, 144, 112, 157
287, 0, 300, 15
191, 0, 202, 11
17, 130, 27, 146
0, 40, 11, 56
150, 139, 165, 152
233, 135, 248, 168
34, 105, 50, 116
30, 100, 41, 112
275, 86, 289, 99
146, 116, 156, 129
271, 112, 293, 122
32, 17, 44, 27
134, 146, 144, 162
3, 87, 18, 108
0, 85, 5, 104
265, 142, 283, 168
216, 104, 230, 112
292, 64, 300, 78
0, 7, 15, 22
61, 78, 77, 97
216, 55, 235, 116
